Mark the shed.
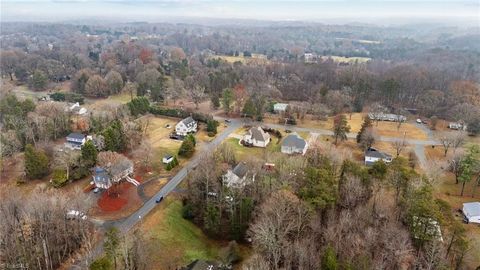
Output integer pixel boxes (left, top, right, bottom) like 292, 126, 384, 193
463, 202, 480, 224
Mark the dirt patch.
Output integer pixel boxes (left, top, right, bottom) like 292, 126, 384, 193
92, 181, 143, 220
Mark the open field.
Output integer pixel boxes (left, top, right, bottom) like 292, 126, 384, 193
209, 53, 269, 65
138, 196, 223, 268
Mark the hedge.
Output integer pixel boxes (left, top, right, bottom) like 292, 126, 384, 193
149, 106, 213, 123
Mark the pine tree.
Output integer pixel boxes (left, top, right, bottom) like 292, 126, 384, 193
322, 245, 338, 270
333, 114, 351, 145
24, 144, 49, 179
356, 116, 372, 143
178, 139, 195, 157
81, 140, 98, 167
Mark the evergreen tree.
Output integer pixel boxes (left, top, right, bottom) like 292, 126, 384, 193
206, 119, 219, 135
31, 69, 47, 90
178, 138, 195, 157
81, 140, 98, 167
333, 114, 351, 145
356, 116, 372, 143
24, 144, 50, 179
221, 88, 234, 114
242, 98, 256, 117
102, 120, 126, 152
321, 245, 338, 270
458, 145, 480, 196
127, 96, 150, 116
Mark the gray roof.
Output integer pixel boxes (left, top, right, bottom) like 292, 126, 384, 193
464, 202, 480, 217
249, 127, 269, 142
365, 148, 391, 159
67, 132, 85, 140
232, 162, 248, 178
181, 116, 196, 127
93, 167, 109, 186
110, 158, 133, 177
282, 133, 306, 149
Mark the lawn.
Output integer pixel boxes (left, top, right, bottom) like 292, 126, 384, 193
108, 92, 134, 104
139, 197, 222, 268
210, 54, 269, 65
224, 137, 280, 161
145, 116, 183, 171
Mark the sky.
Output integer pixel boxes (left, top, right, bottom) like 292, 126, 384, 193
1, 0, 479, 25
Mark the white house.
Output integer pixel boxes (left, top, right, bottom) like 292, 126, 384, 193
463, 202, 480, 224
281, 133, 308, 155
223, 163, 254, 188
243, 127, 271, 148
162, 155, 174, 164
175, 116, 197, 136
273, 103, 289, 114
448, 122, 467, 131
368, 113, 406, 122
65, 133, 87, 150
364, 148, 392, 166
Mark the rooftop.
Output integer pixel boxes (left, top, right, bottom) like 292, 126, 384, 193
67, 132, 85, 140
282, 133, 307, 149
232, 162, 248, 178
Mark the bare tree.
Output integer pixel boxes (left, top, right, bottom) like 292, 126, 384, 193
188, 85, 206, 109
451, 131, 466, 154
249, 189, 310, 269
436, 131, 457, 157
393, 138, 407, 157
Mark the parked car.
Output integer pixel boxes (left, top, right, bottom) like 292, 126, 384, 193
416, 119, 422, 124
225, 119, 231, 123
155, 196, 164, 203
93, 187, 100, 193
285, 129, 292, 133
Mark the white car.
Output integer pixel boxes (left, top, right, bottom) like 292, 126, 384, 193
66, 210, 87, 220
416, 119, 422, 124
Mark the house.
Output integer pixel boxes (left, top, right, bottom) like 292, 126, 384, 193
162, 155, 174, 164
65, 133, 86, 150
175, 116, 197, 136
223, 162, 254, 188
463, 202, 480, 224
281, 133, 308, 155
93, 158, 136, 190
273, 103, 289, 113
448, 122, 467, 131
243, 127, 271, 148
368, 113, 406, 122
364, 147, 392, 166
304, 53, 317, 63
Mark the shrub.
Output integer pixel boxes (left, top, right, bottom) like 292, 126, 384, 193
178, 139, 195, 158
24, 144, 49, 180
51, 169, 68, 188
149, 106, 213, 123
207, 131, 216, 137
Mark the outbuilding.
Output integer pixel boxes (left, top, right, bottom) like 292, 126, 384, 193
463, 202, 480, 224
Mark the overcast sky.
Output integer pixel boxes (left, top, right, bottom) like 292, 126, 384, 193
1, 0, 479, 25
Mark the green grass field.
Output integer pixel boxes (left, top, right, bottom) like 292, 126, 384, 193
140, 198, 221, 267
225, 137, 280, 161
